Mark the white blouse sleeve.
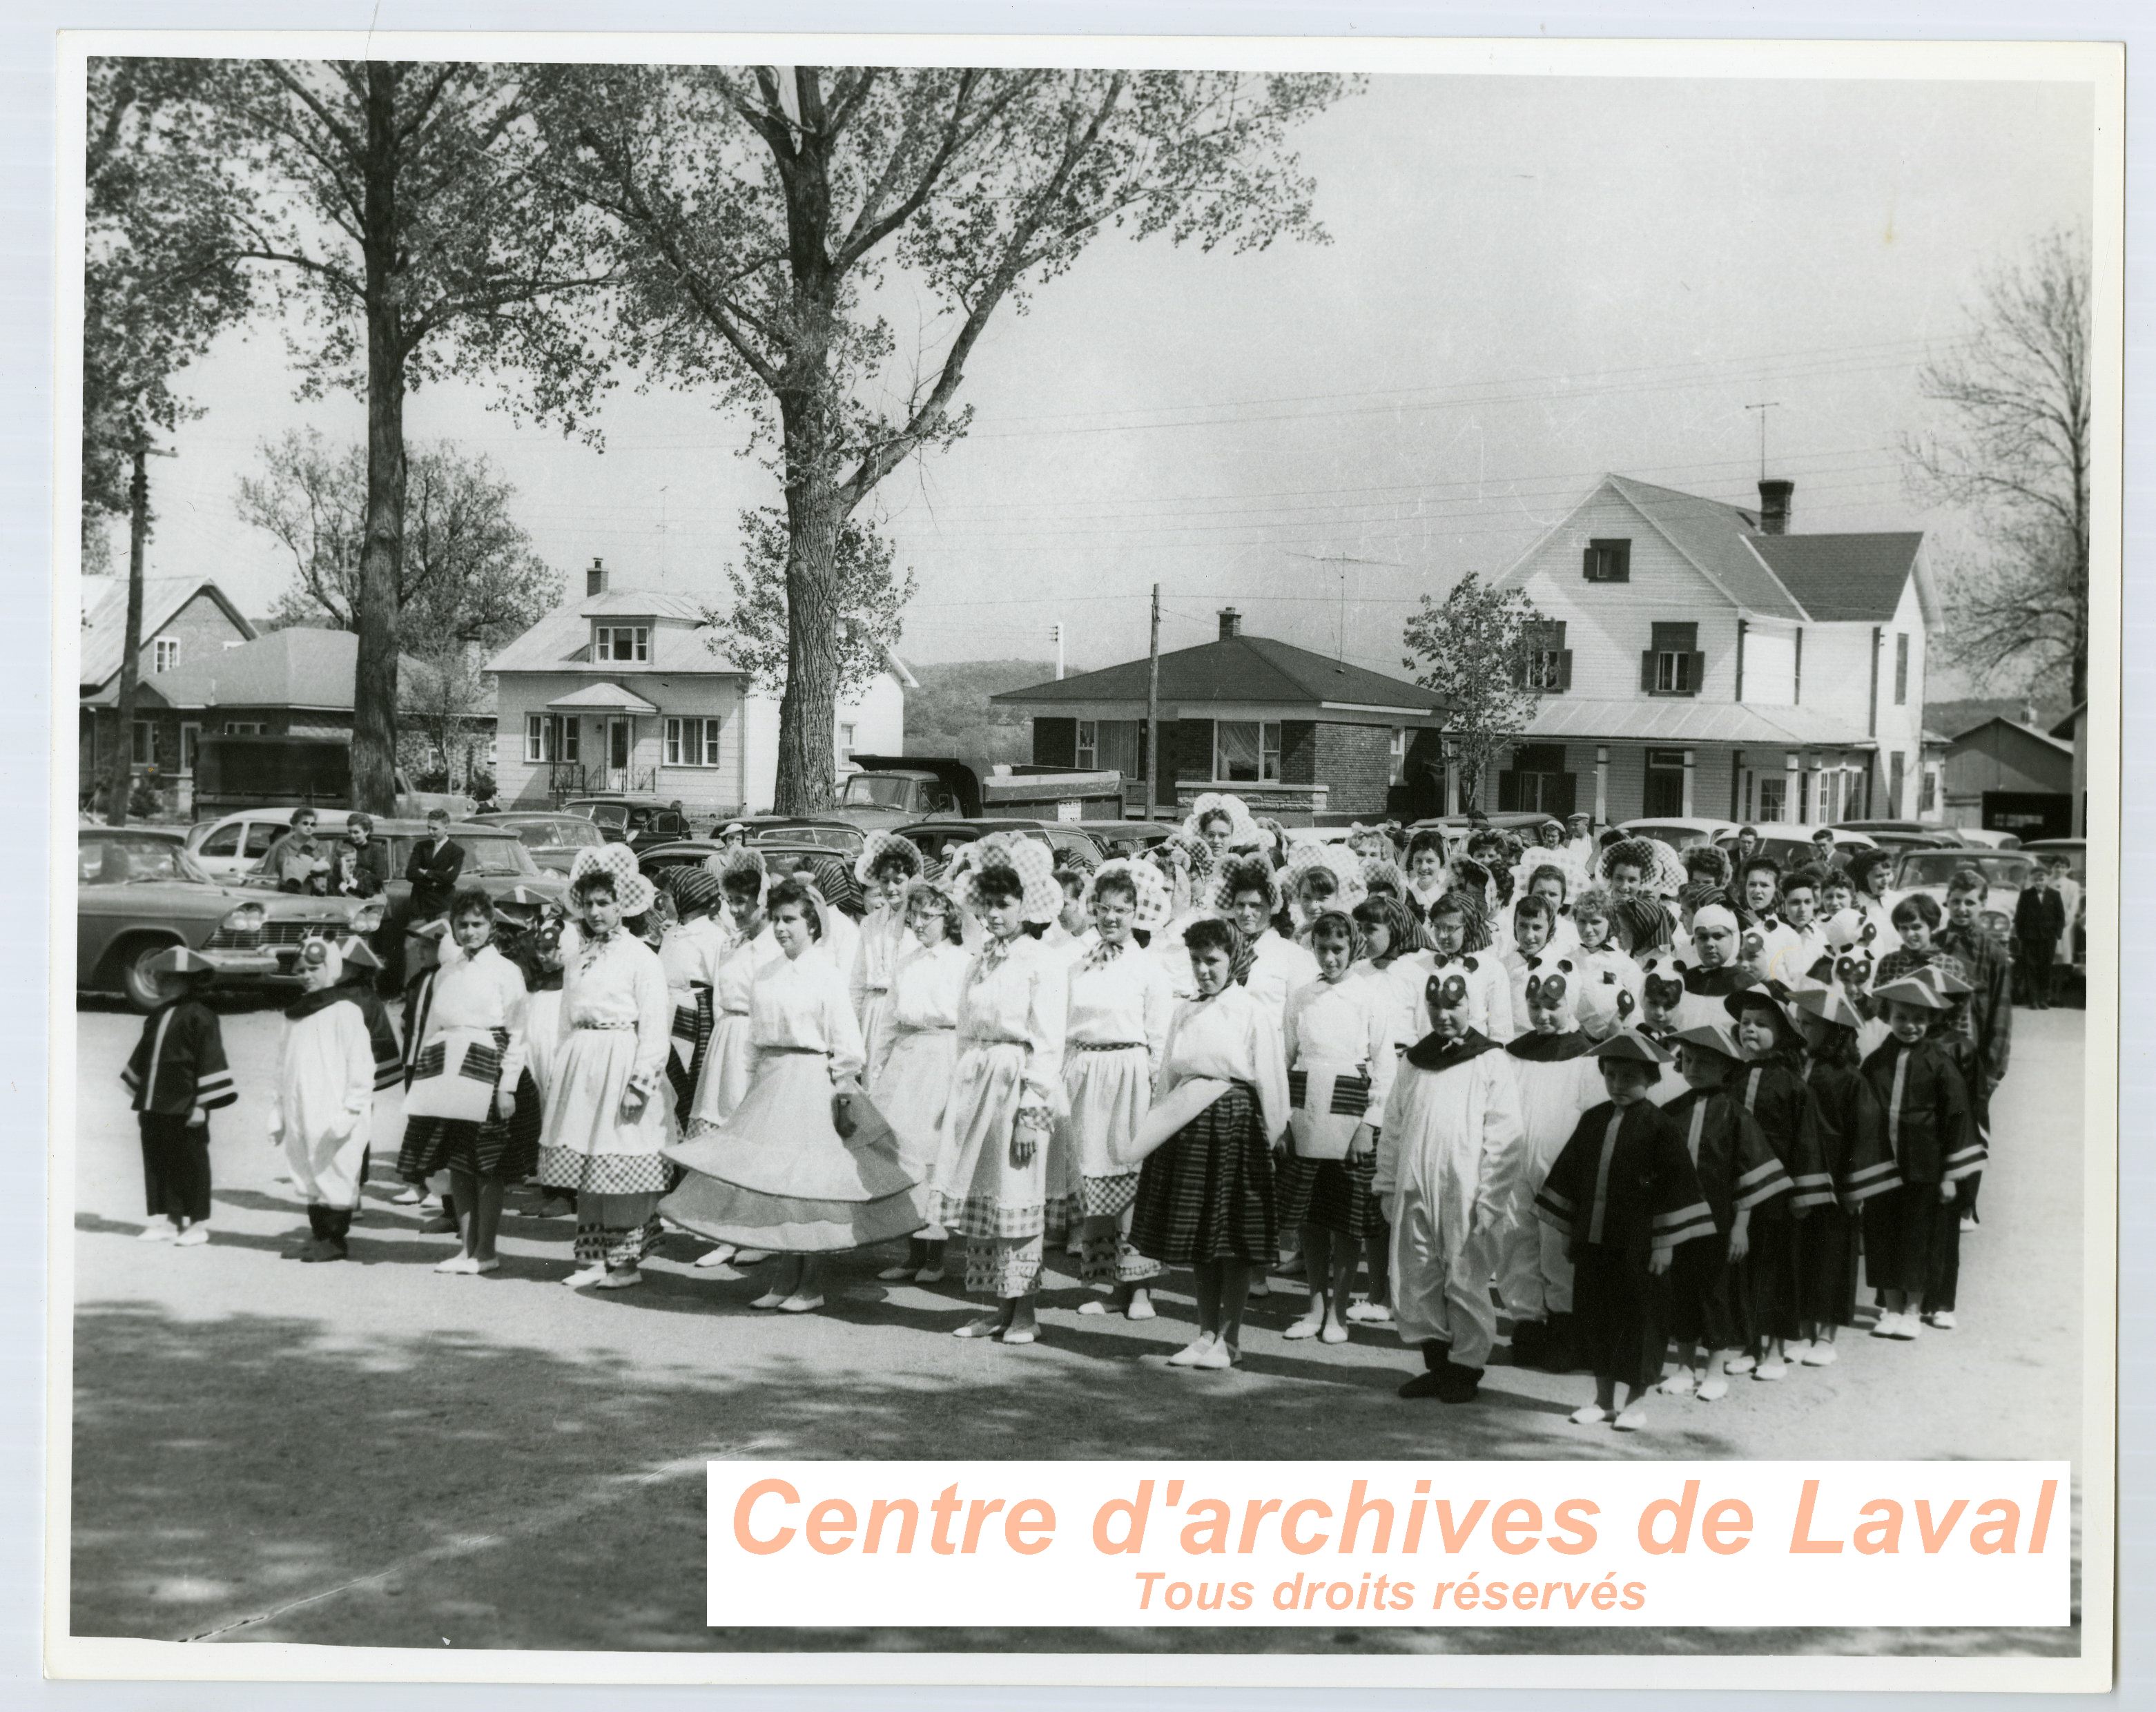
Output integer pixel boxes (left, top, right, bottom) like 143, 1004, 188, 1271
1250, 998, 1291, 1144
1019, 948, 1068, 1118
824, 961, 868, 1086
631, 945, 672, 1089
496, 957, 530, 1092
1142, 960, 1176, 1083
1361, 982, 1396, 1128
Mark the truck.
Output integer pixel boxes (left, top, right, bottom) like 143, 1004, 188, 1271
192, 734, 474, 821
833, 756, 1126, 829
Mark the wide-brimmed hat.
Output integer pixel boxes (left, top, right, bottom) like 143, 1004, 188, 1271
964, 833, 1062, 924
1871, 972, 1952, 1012
1787, 980, 1864, 1031
568, 842, 657, 917
338, 937, 382, 973
855, 830, 926, 887
1671, 1019, 1745, 1061
1722, 980, 1801, 1033
1080, 856, 1173, 932
1591, 1027, 1673, 1066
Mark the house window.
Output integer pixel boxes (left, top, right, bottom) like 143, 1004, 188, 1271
663, 717, 724, 768
130, 719, 157, 766
179, 723, 200, 775
593, 625, 650, 663
1756, 775, 1787, 823
1919, 765, 1939, 815
1888, 751, 1906, 817
1214, 720, 1281, 784
153, 637, 180, 672
222, 720, 266, 736
1520, 620, 1571, 692
560, 717, 580, 763
1582, 538, 1631, 583
1498, 743, 1572, 814
1388, 727, 1409, 786
1076, 720, 1098, 770
1643, 748, 1687, 817
1894, 633, 1910, 705
839, 723, 857, 763
525, 714, 552, 763
1644, 622, 1701, 696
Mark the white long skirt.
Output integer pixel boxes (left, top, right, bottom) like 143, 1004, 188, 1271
1053, 1044, 1150, 1218
685, 1009, 757, 1135
536, 1027, 671, 1196
873, 1025, 959, 1179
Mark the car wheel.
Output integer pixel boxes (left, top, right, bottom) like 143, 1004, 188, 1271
115, 934, 183, 1013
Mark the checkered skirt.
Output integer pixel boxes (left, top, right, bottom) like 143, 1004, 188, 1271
1129, 1081, 1276, 1267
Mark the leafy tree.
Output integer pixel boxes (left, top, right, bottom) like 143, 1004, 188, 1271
713, 506, 915, 701
1401, 574, 1546, 813
530, 64, 1354, 811
1903, 228, 2092, 706
204, 61, 610, 813
399, 644, 489, 788
82, 58, 252, 822
236, 429, 562, 654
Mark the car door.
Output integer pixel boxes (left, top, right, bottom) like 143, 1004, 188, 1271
191, 819, 247, 881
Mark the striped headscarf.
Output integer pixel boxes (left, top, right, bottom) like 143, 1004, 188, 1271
1353, 894, 1426, 960
1306, 907, 1366, 967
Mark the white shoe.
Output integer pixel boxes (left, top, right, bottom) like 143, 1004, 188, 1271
1800, 1341, 1839, 1366
1696, 1376, 1730, 1402
1125, 1296, 1156, 1321
172, 1224, 208, 1247
1195, 1342, 1240, 1371
391, 1185, 427, 1205
1959, 1214, 1979, 1234
777, 1293, 824, 1314
1659, 1371, 1698, 1397
594, 1266, 642, 1290
1282, 1317, 1323, 1341
1870, 1313, 1901, 1338
137, 1220, 176, 1243
914, 1265, 946, 1285
1320, 1322, 1350, 1345
1723, 1353, 1758, 1374
750, 1289, 788, 1309
1886, 1314, 1921, 1341
1346, 1299, 1392, 1324
435, 1254, 482, 1274
1077, 1298, 1110, 1316
694, 1244, 739, 1270
1754, 1360, 1788, 1381
1612, 1403, 1651, 1432
1923, 1310, 1957, 1330
876, 1263, 916, 1281
1569, 1403, 1613, 1425
562, 1263, 608, 1289
1167, 1335, 1216, 1368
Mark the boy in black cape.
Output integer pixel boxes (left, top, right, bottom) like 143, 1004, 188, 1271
122, 947, 239, 1245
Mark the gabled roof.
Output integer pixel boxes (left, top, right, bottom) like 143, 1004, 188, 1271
1604, 476, 1807, 621
79, 576, 255, 691
1946, 715, 2075, 758
1744, 532, 1925, 623
579, 590, 715, 621
992, 633, 1446, 714
547, 681, 659, 715
488, 592, 744, 675
89, 628, 488, 717
2050, 701, 2087, 739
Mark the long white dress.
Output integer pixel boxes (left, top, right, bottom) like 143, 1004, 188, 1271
873, 938, 971, 1178
536, 928, 672, 1196
931, 933, 1069, 1296
1376, 1038, 1524, 1371
849, 904, 908, 1078
1493, 1033, 1604, 1322
661, 948, 922, 1252
686, 924, 784, 1133
271, 995, 380, 1211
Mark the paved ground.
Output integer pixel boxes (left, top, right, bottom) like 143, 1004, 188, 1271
66, 996, 2088, 1657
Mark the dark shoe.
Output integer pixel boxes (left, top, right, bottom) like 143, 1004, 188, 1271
1397, 1369, 1449, 1399
1433, 1363, 1484, 1404
1420, 1340, 1451, 1372
298, 1238, 347, 1263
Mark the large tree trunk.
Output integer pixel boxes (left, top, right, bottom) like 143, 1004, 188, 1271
773, 462, 843, 815
102, 442, 148, 826
351, 66, 405, 817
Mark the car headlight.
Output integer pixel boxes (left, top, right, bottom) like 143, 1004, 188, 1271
1981, 910, 2010, 940
219, 902, 266, 935
350, 901, 387, 935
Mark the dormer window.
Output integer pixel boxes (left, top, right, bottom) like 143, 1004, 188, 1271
594, 624, 650, 663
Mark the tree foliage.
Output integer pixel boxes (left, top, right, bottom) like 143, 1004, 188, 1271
528, 64, 1354, 810
1401, 574, 1546, 812
201, 60, 612, 811
237, 429, 562, 654
712, 506, 915, 702
1903, 228, 2092, 706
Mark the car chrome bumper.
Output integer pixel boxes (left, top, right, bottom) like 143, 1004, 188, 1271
197, 946, 306, 980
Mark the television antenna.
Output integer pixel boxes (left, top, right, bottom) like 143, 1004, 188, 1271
1744, 401, 1781, 481
1287, 549, 1407, 663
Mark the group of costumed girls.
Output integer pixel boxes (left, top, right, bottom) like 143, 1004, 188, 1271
292, 784, 1981, 1428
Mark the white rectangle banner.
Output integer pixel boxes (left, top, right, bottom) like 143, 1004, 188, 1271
708, 1461, 2069, 1629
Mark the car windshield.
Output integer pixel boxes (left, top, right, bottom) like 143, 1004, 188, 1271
507, 819, 601, 849
79, 836, 212, 886
841, 775, 913, 808
388, 834, 539, 878
1895, 852, 2034, 891
581, 804, 628, 828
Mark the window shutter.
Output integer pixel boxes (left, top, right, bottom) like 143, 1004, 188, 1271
1582, 546, 1599, 580
1640, 651, 1657, 692
1556, 650, 1573, 691
1686, 651, 1707, 694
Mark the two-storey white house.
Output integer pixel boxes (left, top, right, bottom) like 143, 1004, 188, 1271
486, 560, 913, 819
1487, 475, 1945, 827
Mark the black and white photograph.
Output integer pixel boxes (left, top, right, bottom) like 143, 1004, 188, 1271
46, 25, 2120, 1684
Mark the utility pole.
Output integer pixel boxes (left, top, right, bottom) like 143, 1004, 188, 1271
1145, 585, 1161, 821
102, 436, 176, 826
1051, 623, 1065, 681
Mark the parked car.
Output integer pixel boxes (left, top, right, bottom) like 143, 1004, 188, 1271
1715, 825, 1878, 869
1072, 819, 1176, 859
1615, 816, 1742, 851
77, 827, 381, 1011
470, 810, 608, 875
1408, 812, 1563, 855
740, 818, 870, 857
560, 797, 695, 853
894, 819, 1062, 873
1826, 824, 1963, 853
1953, 828, 2024, 850
1884, 848, 2037, 950
637, 839, 859, 891
184, 807, 320, 882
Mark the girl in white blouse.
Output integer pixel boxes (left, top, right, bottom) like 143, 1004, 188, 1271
686, 862, 785, 1138
871, 880, 971, 1284
661, 880, 924, 1314
1053, 859, 1177, 1320
1129, 917, 1291, 1372
930, 855, 1069, 1345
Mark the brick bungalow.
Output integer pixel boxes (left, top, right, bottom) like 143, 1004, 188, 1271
991, 608, 1449, 820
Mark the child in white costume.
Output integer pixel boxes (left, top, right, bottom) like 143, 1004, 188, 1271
931, 842, 1070, 1345
661, 878, 922, 1314
1494, 963, 1605, 1372
1421, 884, 1515, 1043
871, 878, 971, 1283
1376, 966, 1525, 1404
271, 939, 390, 1264
1054, 858, 1177, 1319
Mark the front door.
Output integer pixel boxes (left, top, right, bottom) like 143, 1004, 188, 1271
1643, 749, 1685, 819
608, 717, 633, 789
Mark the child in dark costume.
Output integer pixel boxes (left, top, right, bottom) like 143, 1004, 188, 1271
1789, 982, 1897, 1363
122, 947, 239, 1245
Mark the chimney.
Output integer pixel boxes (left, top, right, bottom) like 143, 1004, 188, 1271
586, 556, 607, 597
1757, 479, 1794, 536
1217, 607, 1243, 641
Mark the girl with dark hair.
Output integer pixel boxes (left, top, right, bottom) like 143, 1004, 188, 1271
852, 833, 927, 1074
931, 849, 1070, 1343
537, 850, 672, 1290
1212, 855, 1318, 1021
1129, 916, 1290, 1370
1421, 888, 1514, 1042
398, 885, 541, 1277
686, 851, 784, 1145
660, 879, 922, 1315
659, 867, 730, 1128
871, 879, 970, 1284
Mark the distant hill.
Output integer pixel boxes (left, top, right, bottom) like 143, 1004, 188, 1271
1925, 694, 2072, 742
904, 659, 1055, 772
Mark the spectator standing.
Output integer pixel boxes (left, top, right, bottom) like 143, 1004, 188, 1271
2012, 866, 2066, 1009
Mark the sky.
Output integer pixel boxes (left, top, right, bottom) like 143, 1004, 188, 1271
117, 69, 2095, 691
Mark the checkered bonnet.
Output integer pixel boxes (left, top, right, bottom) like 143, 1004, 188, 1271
1080, 856, 1173, 932
569, 841, 657, 918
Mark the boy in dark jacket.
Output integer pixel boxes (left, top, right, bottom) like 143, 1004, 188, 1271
122, 948, 238, 1245
2012, 868, 2066, 1009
